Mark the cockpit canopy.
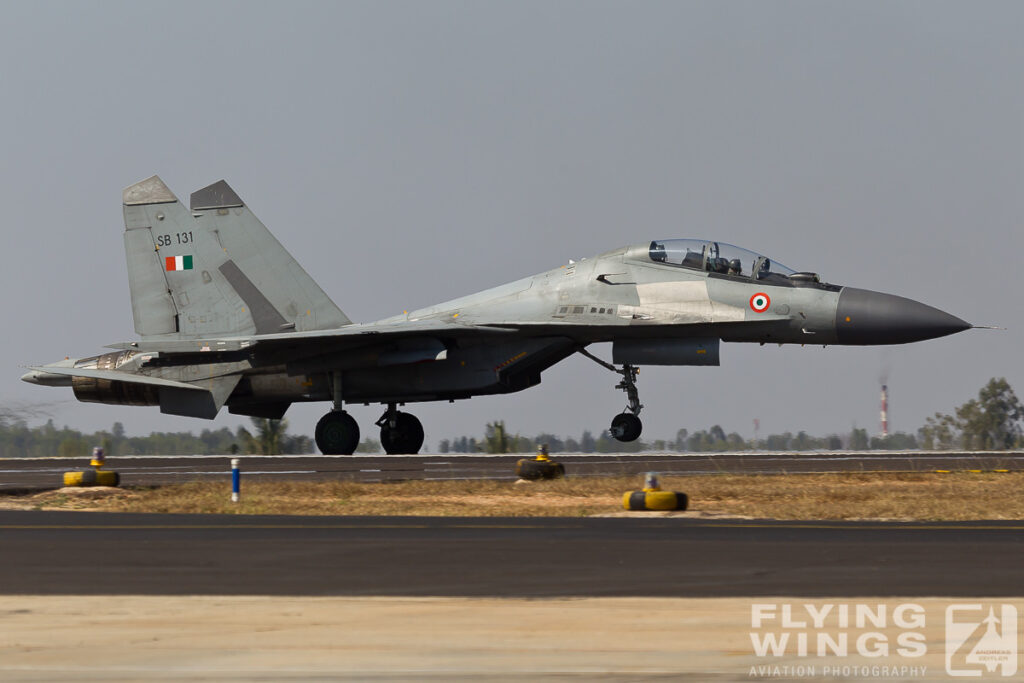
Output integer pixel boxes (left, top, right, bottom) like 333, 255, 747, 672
649, 239, 798, 281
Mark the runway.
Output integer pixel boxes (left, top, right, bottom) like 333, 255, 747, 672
1, 510, 1022, 597
2, 450, 1023, 491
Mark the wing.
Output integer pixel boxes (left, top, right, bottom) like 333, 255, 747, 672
105, 319, 517, 355
23, 365, 205, 390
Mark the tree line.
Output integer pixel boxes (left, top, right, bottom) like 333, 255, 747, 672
440, 378, 1023, 454
0, 418, 312, 459
0, 378, 1020, 456
438, 421, 921, 454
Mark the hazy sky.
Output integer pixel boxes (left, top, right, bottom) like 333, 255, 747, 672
3, 1, 1021, 446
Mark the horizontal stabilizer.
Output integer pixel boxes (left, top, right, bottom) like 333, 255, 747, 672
23, 366, 206, 390
24, 365, 240, 419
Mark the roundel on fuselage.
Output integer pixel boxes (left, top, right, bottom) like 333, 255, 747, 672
750, 293, 770, 313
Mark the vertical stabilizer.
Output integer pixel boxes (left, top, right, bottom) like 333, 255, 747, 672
122, 175, 351, 340
123, 176, 184, 337
123, 175, 278, 338
189, 180, 351, 332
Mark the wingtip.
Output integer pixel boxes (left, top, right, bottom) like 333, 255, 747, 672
123, 175, 178, 206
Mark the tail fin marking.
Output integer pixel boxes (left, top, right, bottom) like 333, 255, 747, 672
123, 176, 257, 338
124, 222, 179, 336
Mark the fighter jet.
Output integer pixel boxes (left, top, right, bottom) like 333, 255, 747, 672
22, 176, 973, 454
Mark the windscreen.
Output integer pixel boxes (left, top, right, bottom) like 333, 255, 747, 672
649, 240, 796, 279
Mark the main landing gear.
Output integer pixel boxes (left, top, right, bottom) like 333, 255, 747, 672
316, 372, 363, 455
311, 409, 423, 456
376, 403, 425, 455
315, 410, 360, 455
314, 405, 425, 455
579, 348, 644, 443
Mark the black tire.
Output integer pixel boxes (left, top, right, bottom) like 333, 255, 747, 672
315, 411, 360, 455
515, 459, 565, 480
381, 412, 425, 455
610, 413, 643, 442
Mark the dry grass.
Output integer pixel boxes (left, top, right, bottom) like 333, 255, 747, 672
8, 471, 1024, 520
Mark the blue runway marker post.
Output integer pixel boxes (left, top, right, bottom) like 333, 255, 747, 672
231, 458, 240, 503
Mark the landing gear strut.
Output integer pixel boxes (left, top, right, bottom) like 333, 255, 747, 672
377, 403, 424, 455
579, 348, 644, 442
315, 371, 360, 455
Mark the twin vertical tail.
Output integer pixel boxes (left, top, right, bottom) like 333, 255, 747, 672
122, 175, 350, 339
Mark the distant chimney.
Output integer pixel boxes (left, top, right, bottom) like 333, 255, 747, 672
880, 384, 889, 438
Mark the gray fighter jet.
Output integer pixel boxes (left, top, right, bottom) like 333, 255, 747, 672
22, 176, 972, 454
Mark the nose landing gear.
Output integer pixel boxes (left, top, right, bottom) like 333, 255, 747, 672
377, 403, 425, 455
610, 410, 643, 443
610, 364, 643, 442
578, 348, 644, 443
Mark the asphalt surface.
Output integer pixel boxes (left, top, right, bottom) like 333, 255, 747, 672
3, 451, 1024, 491
2, 510, 1022, 597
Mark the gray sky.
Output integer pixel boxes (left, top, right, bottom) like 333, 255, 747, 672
3, 1, 1021, 446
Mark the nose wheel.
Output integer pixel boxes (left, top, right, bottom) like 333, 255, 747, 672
610, 412, 643, 442
377, 404, 425, 454
578, 348, 645, 443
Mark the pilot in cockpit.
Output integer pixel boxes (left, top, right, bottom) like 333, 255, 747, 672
708, 257, 729, 274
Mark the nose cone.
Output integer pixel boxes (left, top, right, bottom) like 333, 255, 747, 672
836, 287, 970, 345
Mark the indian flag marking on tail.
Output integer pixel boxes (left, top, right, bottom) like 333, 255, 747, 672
165, 255, 193, 271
